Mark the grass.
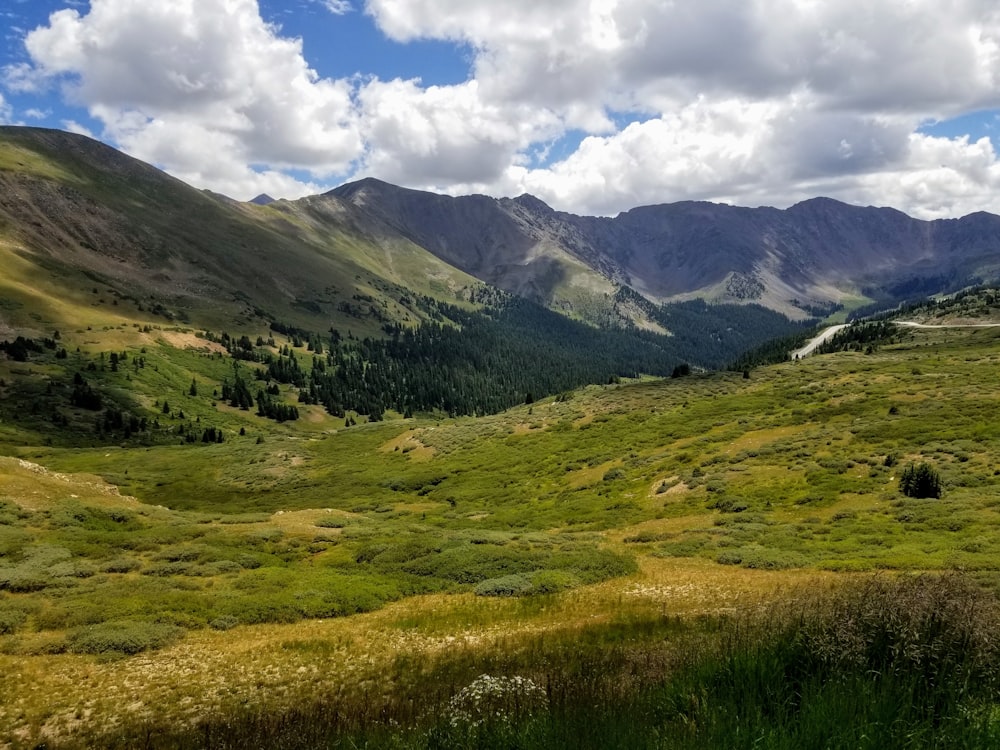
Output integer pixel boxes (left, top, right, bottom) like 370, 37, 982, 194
16, 573, 1000, 749
4, 304, 1000, 743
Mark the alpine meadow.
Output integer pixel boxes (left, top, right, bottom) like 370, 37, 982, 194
6, 124, 1000, 750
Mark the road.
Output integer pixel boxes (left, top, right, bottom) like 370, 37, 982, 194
789, 324, 849, 360
791, 319, 1000, 360
897, 321, 1000, 329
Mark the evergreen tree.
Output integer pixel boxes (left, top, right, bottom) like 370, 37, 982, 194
900, 463, 943, 499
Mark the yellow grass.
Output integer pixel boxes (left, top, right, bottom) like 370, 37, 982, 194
0, 557, 834, 744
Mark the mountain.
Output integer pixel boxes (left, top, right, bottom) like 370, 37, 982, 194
0, 127, 477, 337
249, 193, 275, 206
329, 181, 1000, 320
4, 125, 1000, 341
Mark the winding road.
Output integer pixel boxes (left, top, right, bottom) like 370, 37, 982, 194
789, 324, 849, 360
791, 319, 1000, 360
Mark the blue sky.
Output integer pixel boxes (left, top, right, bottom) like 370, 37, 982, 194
4, 0, 1000, 219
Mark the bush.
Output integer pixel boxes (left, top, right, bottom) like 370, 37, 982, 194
68, 620, 184, 656
0, 607, 27, 635
101, 557, 141, 574
900, 462, 942, 498
314, 518, 346, 529
475, 574, 534, 597
209, 615, 239, 631
529, 569, 579, 594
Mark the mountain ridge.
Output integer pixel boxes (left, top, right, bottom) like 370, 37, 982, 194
4, 126, 1000, 335
325, 175, 1000, 319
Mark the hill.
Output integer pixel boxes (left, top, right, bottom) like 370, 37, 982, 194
5, 125, 1000, 747
3, 289, 1000, 745
0, 126, 478, 338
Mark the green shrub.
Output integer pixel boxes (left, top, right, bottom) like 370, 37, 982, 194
623, 531, 668, 544
475, 574, 533, 597
101, 557, 141, 574
68, 620, 184, 656
209, 615, 239, 631
314, 518, 346, 529
0, 607, 27, 635
529, 569, 579, 594
716, 551, 743, 566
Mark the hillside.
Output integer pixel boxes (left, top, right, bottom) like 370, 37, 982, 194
3, 290, 1000, 745
0, 127, 478, 338
330, 180, 1000, 320
6, 125, 1000, 747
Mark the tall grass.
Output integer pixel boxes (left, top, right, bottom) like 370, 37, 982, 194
42, 574, 1000, 749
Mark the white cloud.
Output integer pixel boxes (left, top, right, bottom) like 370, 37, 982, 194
317, 0, 352, 14
0, 93, 12, 124
2, 61, 48, 94
10, 0, 1000, 215
61, 119, 94, 137
356, 78, 561, 188
19, 0, 363, 199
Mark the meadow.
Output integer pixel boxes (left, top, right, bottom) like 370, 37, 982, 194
3, 304, 1000, 746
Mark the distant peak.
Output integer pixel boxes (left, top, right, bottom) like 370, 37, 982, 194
249, 193, 275, 206
512, 193, 553, 213
328, 177, 394, 197
788, 197, 848, 210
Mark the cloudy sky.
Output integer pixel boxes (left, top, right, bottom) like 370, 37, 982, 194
4, 0, 1000, 218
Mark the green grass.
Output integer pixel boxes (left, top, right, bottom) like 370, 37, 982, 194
32, 574, 1000, 749
4, 300, 1000, 742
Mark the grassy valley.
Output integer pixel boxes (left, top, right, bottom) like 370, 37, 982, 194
2, 288, 1000, 746
5, 128, 1000, 748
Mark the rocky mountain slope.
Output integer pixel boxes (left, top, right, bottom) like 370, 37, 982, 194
0, 127, 476, 336
330, 180, 1000, 320
4, 125, 1000, 338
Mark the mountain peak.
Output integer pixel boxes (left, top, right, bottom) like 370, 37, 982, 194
511, 193, 554, 214
249, 193, 275, 205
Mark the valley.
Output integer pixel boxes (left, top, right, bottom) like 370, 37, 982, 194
3, 306, 1000, 746
3, 127, 1000, 747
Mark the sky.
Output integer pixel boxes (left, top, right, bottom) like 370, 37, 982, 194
4, 0, 1000, 219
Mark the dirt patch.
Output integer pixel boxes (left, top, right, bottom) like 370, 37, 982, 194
725, 425, 806, 455
0, 458, 143, 512
158, 331, 228, 354
379, 430, 436, 461
649, 475, 687, 498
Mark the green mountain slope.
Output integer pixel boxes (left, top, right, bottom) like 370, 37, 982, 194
0, 127, 477, 337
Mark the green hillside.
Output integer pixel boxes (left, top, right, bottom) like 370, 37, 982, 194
0, 126, 478, 337
2, 289, 1000, 745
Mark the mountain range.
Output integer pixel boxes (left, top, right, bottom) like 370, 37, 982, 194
2, 125, 1000, 338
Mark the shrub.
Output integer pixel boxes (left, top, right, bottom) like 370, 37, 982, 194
0, 607, 27, 635
900, 462, 942, 499
209, 615, 239, 631
101, 557, 141, 574
68, 620, 184, 656
474, 574, 533, 597
314, 518, 346, 529
529, 569, 579, 594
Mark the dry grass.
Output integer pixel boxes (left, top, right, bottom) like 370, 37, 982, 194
0, 556, 834, 745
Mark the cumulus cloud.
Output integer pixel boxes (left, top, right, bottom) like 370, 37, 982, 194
356, 78, 561, 187
359, 0, 1000, 217
19, 0, 362, 198
9, 0, 1000, 215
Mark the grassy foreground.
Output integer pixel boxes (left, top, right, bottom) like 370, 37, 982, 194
3, 313, 1000, 745
12, 572, 1000, 749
